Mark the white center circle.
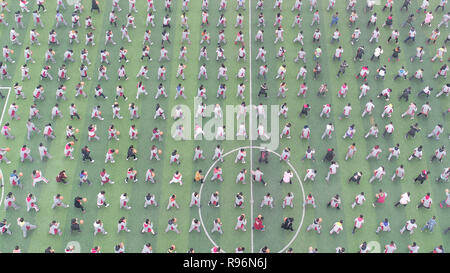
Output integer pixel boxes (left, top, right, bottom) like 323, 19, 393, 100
198, 146, 306, 253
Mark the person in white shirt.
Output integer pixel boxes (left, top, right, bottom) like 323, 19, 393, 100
392, 165, 405, 181
400, 219, 417, 234
408, 242, 420, 253
394, 192, 411, 207
351, 192, 366, 209
369, 166, 386, 183
387, 144, 400, 160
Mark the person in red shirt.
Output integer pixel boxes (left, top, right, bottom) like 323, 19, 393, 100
253, 215, 265, 231
372, 189, 387, 207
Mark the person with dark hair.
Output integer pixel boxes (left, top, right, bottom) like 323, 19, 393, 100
405, 123, 421, 139
194, 170, 204, 183
352, 215, 364, 234
91, 0, 100, 13
299, 104, 311, 117
421, 216, 437, 232
327, 194, 341, 209
253, 215, 265, 231
126, 145, 137, 161
281, 217, 294, 231
44, 246, 54, 253
56, 170, 68, 184
74, 196, 86, 213
258, 82, 268, 97
400, 0, 412, 11
399, 86, 412, 101
0, 218, 12, 235
323, 148, 335, 162
81, 145, 94, 162
71, 218, 81, 232
348, 172, 363, 184
354, 46, 364, 61
259, 149, 269, 163
414, 170, 430, 184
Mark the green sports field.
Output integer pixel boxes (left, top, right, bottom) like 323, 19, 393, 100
0, 0, 448, 253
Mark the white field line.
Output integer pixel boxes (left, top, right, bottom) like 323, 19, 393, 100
0, 87, 12, 209
248, 0, 254, 254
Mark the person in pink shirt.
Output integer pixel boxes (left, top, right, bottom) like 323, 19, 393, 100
372, 189, 387, 207
421, 11, 434, 26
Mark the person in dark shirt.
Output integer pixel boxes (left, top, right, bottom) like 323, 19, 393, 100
74, 197, 86, 213
81, 145, 94, 162
400, 0, 412, 11
299, 104, 311, 117
354, 46, 364, 61
405, 123, 421, 139
44, 246, 55, 253
414, 170, 430, 184
56, 170, 68, 184
258, 83, 268, 97
259, 149, 269, 164
348, 172, 363, 184
127, 145, 137, 161
337, 60, 348, 77
91, 0, 100, 13
399, 87, 412, 101
323, 148, 335, 162
71, 218, 81, 232
388, 46, 401, 62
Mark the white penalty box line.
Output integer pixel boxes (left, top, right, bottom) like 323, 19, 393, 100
0, 86, 12, 210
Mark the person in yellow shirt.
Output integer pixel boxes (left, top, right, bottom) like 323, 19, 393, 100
194, 169, 204, 184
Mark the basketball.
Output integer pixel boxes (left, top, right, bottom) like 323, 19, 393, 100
160, 131, 163, 135
59, 196, 64, 200
10, 50, 14, 54
318, 218, 323, 223
5, 147, 10, 152
19, 172, 23, 177
244, 170, 247, 174
158, 149, 162, 155
116, 131, 120, 135
80, 220, 84, 225
115, 150, 119, 154
75, 128, 79, 133
133, 149, 137, 153
82, 198, 87, 202
62, 86, 66, 90
70, 141, 74, 146
99, 111, 101, 115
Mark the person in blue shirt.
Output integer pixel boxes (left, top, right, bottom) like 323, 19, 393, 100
330, 12, 339, 27
9, 170, 23, 189
421, 216, 437, 232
